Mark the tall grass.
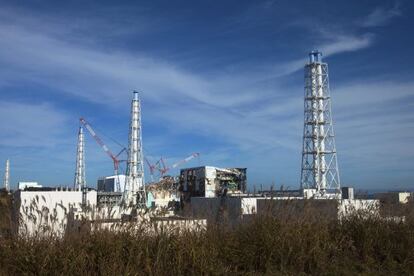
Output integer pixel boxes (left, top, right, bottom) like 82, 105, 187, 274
1, 190, 414, 275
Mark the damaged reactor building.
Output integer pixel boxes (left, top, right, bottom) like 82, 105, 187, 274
179, 166, 247, 200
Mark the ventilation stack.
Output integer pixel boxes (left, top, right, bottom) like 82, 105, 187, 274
124, 91, 146, 207
300, 51, 340, 196
74, 126, 86, 192
3, 159, 10, 191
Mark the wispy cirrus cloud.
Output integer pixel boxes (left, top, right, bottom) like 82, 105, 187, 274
0, 7, 380, 147
0, 2, 411, 189
0, 7, 377, 112
319, 33, 374, 56
0, 101, 70, 148
250, 32, 376, 81
360, 2, 402, 27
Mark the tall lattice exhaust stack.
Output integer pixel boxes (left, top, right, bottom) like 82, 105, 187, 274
300, 51, 340, 196
74, 126, 86, 192
3, 159, 10, 192
124, 91, 146, 207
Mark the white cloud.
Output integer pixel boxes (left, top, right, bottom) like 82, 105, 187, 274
361, 3, 402, 27
332, 80, 414, 178
0, 4, 411, 189
0, 101, 70, 147
334, 81, 414, 109
0, 7, 382, 155
319, 33, 374, 56
0, 22, 265, 111
0, 6, 377, 111
252, 33, 375, 80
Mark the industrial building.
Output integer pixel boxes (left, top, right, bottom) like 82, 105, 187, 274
189, 196, 379, 225
13, 91, 146, 235
10, 51, 398, 237
180, 166, 247, 199
146, 176, 179, 209
97, 175, 126, 192
18, 181, 42, 190
95, 175, 126, 207
183, 51, 380, 224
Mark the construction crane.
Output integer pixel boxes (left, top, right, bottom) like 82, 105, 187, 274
79, 117, 125, 192
145, 157, 161, 182
159, 152, 200, 177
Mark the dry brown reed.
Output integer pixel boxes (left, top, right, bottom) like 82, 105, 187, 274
1, 190, 413, 275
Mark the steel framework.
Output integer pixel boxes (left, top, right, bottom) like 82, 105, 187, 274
300, 51, 340, 195
74, 127, 86, 192
124, 91, 146, 207
80, 117, 125, 192
3, 159, 9, 191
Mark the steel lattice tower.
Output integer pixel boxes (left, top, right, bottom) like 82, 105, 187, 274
300, 51, 340, 195
3, 159, 10, 192
124, 91, 146, 207
74, 126, 86, 192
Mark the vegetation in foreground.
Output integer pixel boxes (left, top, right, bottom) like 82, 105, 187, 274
1, 190, 414, 275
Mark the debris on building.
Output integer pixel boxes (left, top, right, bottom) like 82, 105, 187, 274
10, 52, 397, 237
180, 166, 247, 200
146, 176, 179, 209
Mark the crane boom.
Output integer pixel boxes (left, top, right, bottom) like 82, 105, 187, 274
80, 118, 118, 163
145, 157, 157, 182
159, 152, 199, 176
172, 152, 200, 168
79, 117, 122, 192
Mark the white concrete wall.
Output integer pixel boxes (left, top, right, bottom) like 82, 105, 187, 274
398, 192, 412, 204
147, 190, 179, 209
92, 218, 207, 235
338, 199, 380, 219
241, 198, 258, 214
302, 189, 317, 199
18, 190, 97, 236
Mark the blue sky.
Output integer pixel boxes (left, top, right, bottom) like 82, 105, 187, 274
0, 0, 413, 191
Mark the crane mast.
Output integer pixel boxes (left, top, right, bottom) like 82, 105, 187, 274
79, 117, 123, 192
